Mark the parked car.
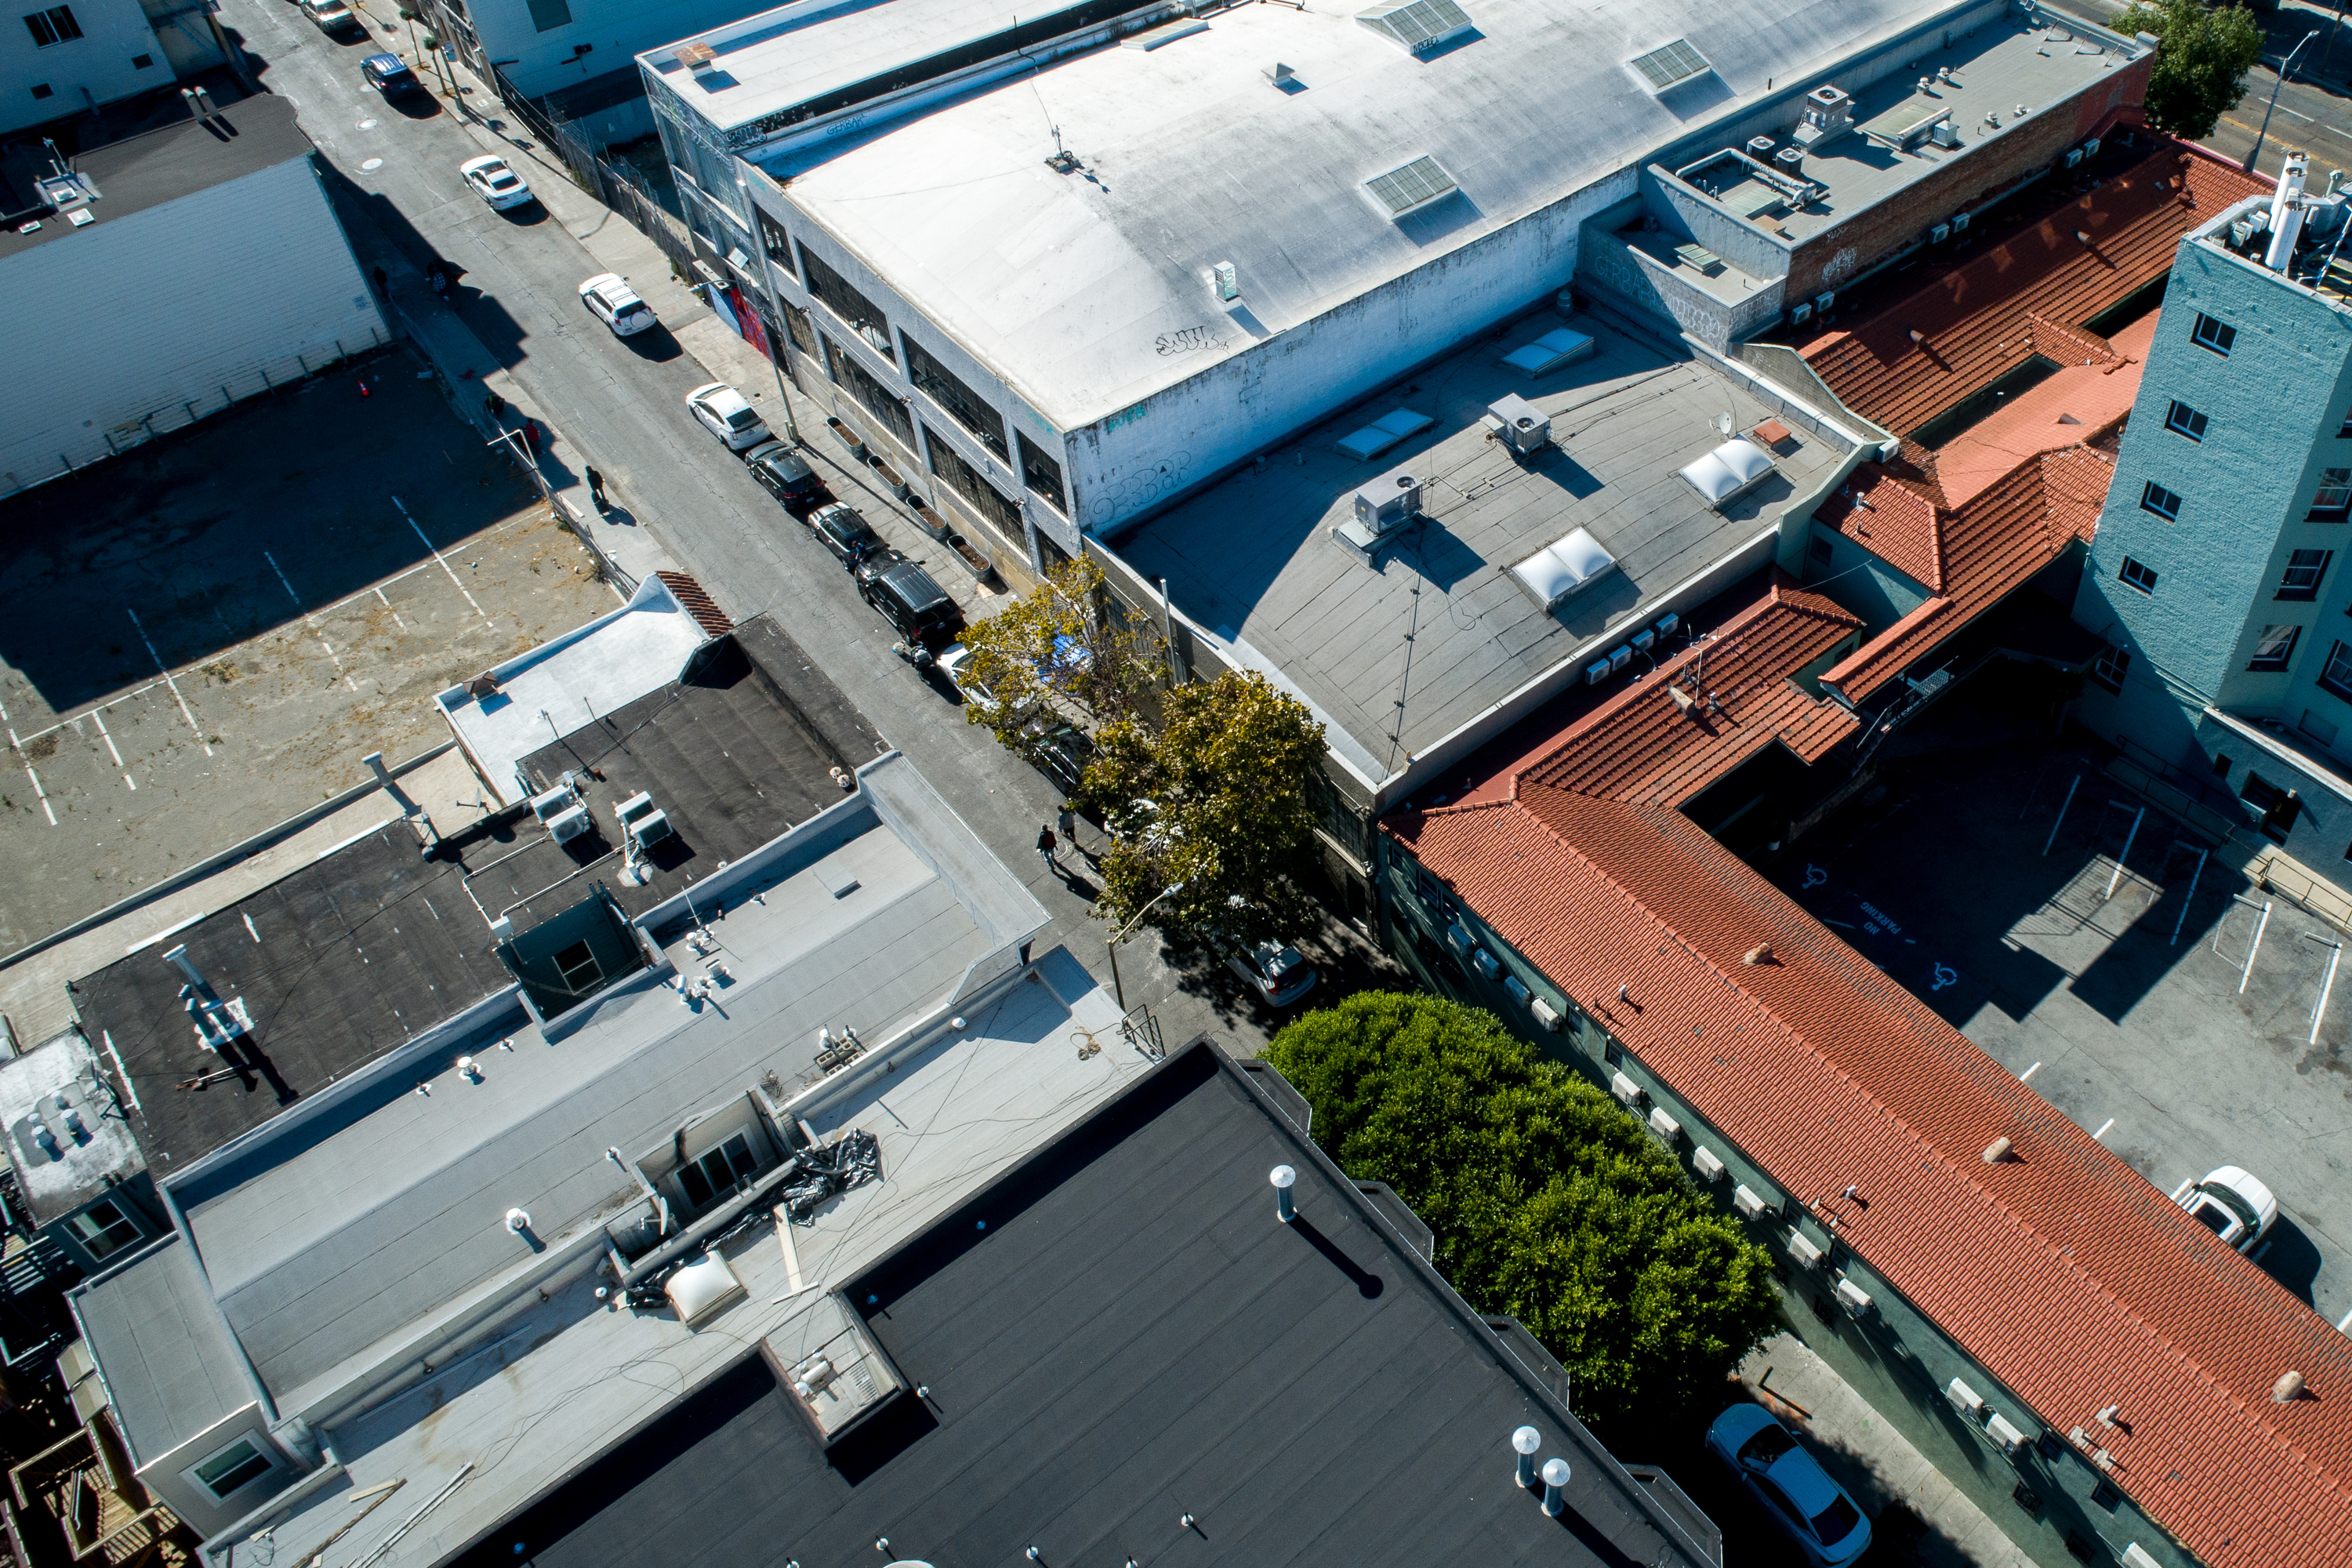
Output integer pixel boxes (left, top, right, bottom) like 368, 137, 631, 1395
1017, 716, 1094, 795
1225, 936, 1318, 1007
300, 0, 358, 30
461, 154, 534, 211
936, 643, 997, 714
580, 274, 659, 337
2176, 1166, 2278, 1253
361, 53, 424, 98
685, 382, 769, 451
1705, 1405, 1870, 1568
745, 441, 825, 510
857, 554, 965, 651
808, 502, 884, 565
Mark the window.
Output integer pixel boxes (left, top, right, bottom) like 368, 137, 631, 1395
905, 339, 1007, 458
798, 243, 895, 361
677, 1131, 761, 1209
924, 425, 1024, 540
551, 939, 601, 996
2164, 400, 2208, 441
1780, 1195, 1805, 1225
189, 1437, 274, 1502
524, 0, 569, 30
22, 5, 79, 45
823, 335, 916, 450
2339, 406, 2352, 438
2212, 752, 2233, 777
2314, 468, 2352, 517
2118, 556, 2158, 594
2089, 1483, 2122, 1514
2140, 481, 2181, 521
2243, 771, 2291, 812
1018, 430, 1067, 515
2090, 644, 2129, 693
30, 82, 50, 98
1808, 534, 1835, 569
2325, 641, 2352, 700
2279, 548, 2333, 600
2191, 311, 2236, 355
755, 209, 790, 265
67, 1200, 142, 1260
1603, 1040, 1624, 1068
2303, 709, 2339, 747
781, 300, 816, 357
131, 51, 151, 66
2250, 623, 2302, 671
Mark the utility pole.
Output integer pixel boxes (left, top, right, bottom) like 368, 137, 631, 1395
2318, 0, 2349, 88
2245, 31, 2318, 174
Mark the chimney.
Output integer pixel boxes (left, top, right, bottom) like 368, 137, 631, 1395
161, 944, 205, 991
1270, 1164, 1297, 1223
1512, 1426, 1541, 1489
1983, 1135, 2013, 1164
2275, 1370, 2307, 1403
1540, 1458, 1571, 1515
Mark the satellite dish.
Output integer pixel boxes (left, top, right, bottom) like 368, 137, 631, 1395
1714, 412, 1735, 435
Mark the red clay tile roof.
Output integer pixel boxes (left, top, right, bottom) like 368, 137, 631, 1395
1824, 466, 1944, 590
1799, 142, 2267, 436
1390, 792, 2352, 1568
654, 571, 732, 638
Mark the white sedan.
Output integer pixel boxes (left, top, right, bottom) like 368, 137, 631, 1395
2176, 1166, 2280, 1253
459, 154, 533, 211
579, 273, 655, 337
685, 382, 770, 452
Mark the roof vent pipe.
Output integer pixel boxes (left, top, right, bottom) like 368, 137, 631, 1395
1983, 1135, 2013, 1164
1541, 1458, 1571, 1515
1512, 1426, 1542, 1488
2276, 1370, 2307, 1403
1271, 1164, 1297, 1223
2267, 150, 2310, 271
161, 944, 205, 991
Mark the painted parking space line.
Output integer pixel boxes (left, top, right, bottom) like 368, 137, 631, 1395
267, 550, 359, 694
19, 758, 54, 826
89, 710, 134, 791
376, 584, 408, 630
393, 496, 495, 628
125, 607, 211, 756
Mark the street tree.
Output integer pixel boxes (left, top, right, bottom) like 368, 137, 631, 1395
2114, 0, 2263, 140
953, 552, 1166, 757
1264, 992, 1779, 1424
1081, 671, 1325, 948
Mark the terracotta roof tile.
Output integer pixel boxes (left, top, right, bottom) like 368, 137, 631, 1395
654, 571, 732, 638
1819, 466, 1944, 590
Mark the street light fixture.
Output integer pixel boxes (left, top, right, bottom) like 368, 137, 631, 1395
1105, 880, 1185, 1012
2245, 30, 2319, 174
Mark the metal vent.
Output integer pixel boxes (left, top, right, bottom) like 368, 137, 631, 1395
1630, 38, 1709, 91
1366, 155, 1457, 217
1356, 0, 1472, 54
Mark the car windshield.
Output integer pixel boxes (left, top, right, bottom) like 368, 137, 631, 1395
2190, 1198, 2235, 1236
1809, 1494, 1862, 1545
724, 408, 760, 431
1737, 1421, 1796, 1470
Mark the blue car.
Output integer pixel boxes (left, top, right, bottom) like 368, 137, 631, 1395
1704, 1404, 1871, 1566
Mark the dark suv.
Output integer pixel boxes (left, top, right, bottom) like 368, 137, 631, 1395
361, 53, 424, 97
857, 555, 965, 651
808, 502, 884, 565
745, 441, 825, 511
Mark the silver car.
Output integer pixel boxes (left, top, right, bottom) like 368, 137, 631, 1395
685, 382, 769, 451
1225, 938, 1317, 1008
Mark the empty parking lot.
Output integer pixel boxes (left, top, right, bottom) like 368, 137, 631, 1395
0, 350, 617, 953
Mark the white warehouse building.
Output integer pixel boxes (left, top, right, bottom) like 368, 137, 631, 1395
641, 0, 1969, 568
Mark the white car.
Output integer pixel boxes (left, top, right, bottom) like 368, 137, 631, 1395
299, 0, 356, 28
686, 382, 770, 452
1225, 938, 1318, 1008
579, 273, 655, 336
460, 154, 534, 212
935, 644, 998, 715
2176, 1166, 2278, 1253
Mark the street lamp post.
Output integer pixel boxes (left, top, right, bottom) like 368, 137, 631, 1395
2245, 31, 2319, 174
1105, 880, 1185, 1012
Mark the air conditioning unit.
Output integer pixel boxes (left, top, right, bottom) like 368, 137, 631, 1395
1608, 646, 1633, 675
1529, 996, 1563, 1031
1483, 393, 1552, 457
1584, 659, 1614, 685
1444, 923, 1476, 958
2063, 147, 2083, 169
1692, 1145, 1727, 1181
1610, 1072, 1646, 1108
1835, 1279, 1875, 1319
1503, 975, 1530, 1006
1630, 628, 1657, 655
2084, 136, 2100, 157
1789, 302, 1814, 326
1946, 1377, 1989, 1420
544, 802, 592, 844
1647, 1107, 1682, 1143
1814, 290, 1835, 314
1472, 947, 1503, 980
1654, 612, 1679, 639
1985, 1413, 2028, 1455
1351, 466, 1425, 534
1788, 1231, 1827, 1269
1732, 1185, 1769, 1221
1746, 134, 1777, 158
2120, 1545, 2161, 1568
1951, 209, 1971, 232
1929, 221, 1951, 244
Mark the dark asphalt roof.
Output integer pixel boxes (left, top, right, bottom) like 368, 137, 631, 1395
0, 93, 316, 263
449, 1044, 1719, 1568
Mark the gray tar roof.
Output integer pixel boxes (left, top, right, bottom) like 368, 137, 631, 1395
1112, 310, 1847, 786
0, 93, 315, 263
757, 0, 1957, 429
439, 1043, 1719, 1568
70, 1235, 257, 1468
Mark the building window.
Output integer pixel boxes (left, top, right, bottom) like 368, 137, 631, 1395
823, 335, 916, 451
755, 209, 790, 265
29, 82, 51, 98
1780, 1195, 1805, 1225
130, 51, 151, 66
188, 1437, 274, 1502
2164, 400, 2208, 441
67, 1200, 142, 1261
798, 243, 895, 361
2089, 1483, 2122, 1513
924, 425, 1024, 540
2090, 644, 2129, 693
2190, 312, 2236, 355
905, 339, 1007, 458
2212, 752, 2233, 777
1018, 430, 1068, 515
2140, 482, 2181, 522
22, 5, 79, 45
1808, 535, 1834, 569
2324, 641, 2352, 700
781, 300, 816, 357
2313, 468, 2352, 518
2302, 709, 2339, 747
524, 0, 569, 31
2279, 548, 2333, 600
2118, 556, 2158, 595
1603, 1040, 1624, 1068
2339, 406, 2352, 438
2250, 624, 2302, 671
677, 1131, 760, 1209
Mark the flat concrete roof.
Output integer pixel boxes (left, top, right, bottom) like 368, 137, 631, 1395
0, 1031, 143, 1224
1112, 312, 1847, 783
71, 1235, 256, 1468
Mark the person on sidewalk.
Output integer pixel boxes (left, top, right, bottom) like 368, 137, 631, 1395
586, 466, 608, 513
1036, 824, 1061, 878
1057, 803, 1087, 862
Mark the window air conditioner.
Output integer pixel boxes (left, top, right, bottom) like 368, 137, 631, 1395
1610, 1072, 1645, 1107
1733, 1185, 1769, 1220
1788, 1231, 1827, 1269
1986, 1413, 2028, 1454
1946, 1377, 1988, 1420
1790, 302, 1814, 326
1647, 1107, 1682, 1144
1692, 1145, 1727, 1181
1472, 948, 1502, 981
1835, 1278, 1875, 1319
1529, 996, 1563, 1031
1503, 975, 1530, 1006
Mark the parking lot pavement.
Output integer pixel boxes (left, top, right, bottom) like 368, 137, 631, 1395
0, 350, 618, 953
1777, 670, 2352, 1333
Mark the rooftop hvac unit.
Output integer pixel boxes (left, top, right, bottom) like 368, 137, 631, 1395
543, 802, 592, 844
1929, 221, 1951, 244
1985, 1413, 2029, 1455
2063, 147, 2084, 169
1733, 1184, 1769, 1221
1630, 628, 1656, 655
1585, 658, 1615, 686
1609, 645, 1633, 674
2084, 136, 2101, 157
1692, 1145, 1727, 1181
1815, 290, 1835, 314
1835, 1278, 1875, 1319
1746, 134, 1777, 158
1503, 974, 1531, 1006
1352, 466, 1425, 534
1529, 996, 1563, 1031
1946, 1377, 1989, 1420
1789, 302, 1814, 326
1774, 147, 1806, 175
1654, 612, 1679, 639
1788, 1231, 1827, 1269
1647, 1107, 1682, 1143
1610, 1072, 1646, 1108
615, 792, 674, 850
1951, 209, 1971, 232
1483, 393, 1552, 457
1472, 947, 1502, 980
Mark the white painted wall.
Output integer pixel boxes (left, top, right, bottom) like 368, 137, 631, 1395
0, 158, 388, 495
0, 0, 169, 136
459, 0, 781, 100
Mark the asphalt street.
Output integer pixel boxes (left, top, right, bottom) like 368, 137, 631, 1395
211, 0, 1318, 1054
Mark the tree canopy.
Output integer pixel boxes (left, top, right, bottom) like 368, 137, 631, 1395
2114, 0, 2263, 140
953, 554, 1167, 751
1263, 992, 1778, 1424
1080, 671, 1326, 947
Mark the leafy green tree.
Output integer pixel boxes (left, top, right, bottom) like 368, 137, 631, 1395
1264, 992, 1778, 1424
1080, 671, 1325, 947
955, 554, 1167, 750
2114, 0, 2263, 140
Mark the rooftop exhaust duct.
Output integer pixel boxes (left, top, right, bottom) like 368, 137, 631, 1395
1540, 1458, 1570, 1515
1271, 1163, 1298, 1223
161, 944, 205, 991
2267, 151, 2310, 271
1512, 1426, 1541, 1487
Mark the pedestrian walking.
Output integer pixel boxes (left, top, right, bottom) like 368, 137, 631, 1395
586, 466, 608, 512
1036, 824, 1061, 877
370, 264, 388, 296
1057, 802, 1080, 858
